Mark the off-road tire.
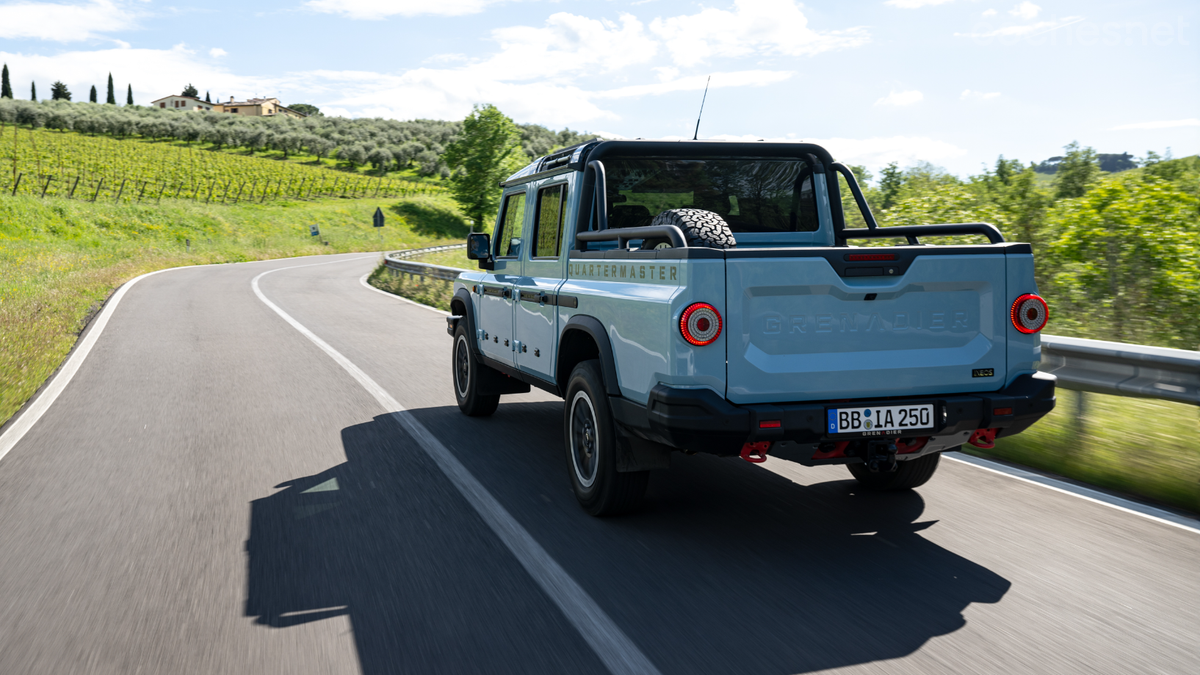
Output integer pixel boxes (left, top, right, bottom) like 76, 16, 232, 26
452, 323, 500, 417
848, 452, 942, 490
563, 360, 649, 516
641, 208, 736, 250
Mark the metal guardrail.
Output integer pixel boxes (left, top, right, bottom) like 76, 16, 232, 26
382, 244, 466, 283
376, 247, 1200, 406
1041, 335, 1199, 405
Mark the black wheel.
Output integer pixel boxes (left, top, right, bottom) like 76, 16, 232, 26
645, 208, 737, 249
848, 452, 941, 490
452, 323, 499, 417
563, 360, 648, 516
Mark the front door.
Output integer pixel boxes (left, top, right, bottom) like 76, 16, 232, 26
477, 189, 526, 366
513, 180, 568, 381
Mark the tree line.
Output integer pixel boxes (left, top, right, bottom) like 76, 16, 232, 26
2, 64, 132, 105
0, 96, 595, 179
843, 144, 1198, 350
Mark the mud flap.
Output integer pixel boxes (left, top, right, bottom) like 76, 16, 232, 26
614, 430, 671, 473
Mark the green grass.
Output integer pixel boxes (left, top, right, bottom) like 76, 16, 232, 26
412, 246, 472, 269
970, 389, 1200, 513
366, 262, 456, 312
1, 127, 444, 205
0, 192, 470, 427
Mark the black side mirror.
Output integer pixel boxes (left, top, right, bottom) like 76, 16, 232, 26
467, 232, 494, 270
467, 233, 491, 260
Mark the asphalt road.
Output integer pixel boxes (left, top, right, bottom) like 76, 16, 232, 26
1, 252, 1197, 674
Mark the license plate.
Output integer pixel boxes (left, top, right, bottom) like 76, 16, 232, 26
827, 404, 934, 435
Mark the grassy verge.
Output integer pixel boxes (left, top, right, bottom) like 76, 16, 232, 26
412, 246, 472, 270
366, 263, 456, 312
1, 193, 469, 427
970, 389, 1199, 513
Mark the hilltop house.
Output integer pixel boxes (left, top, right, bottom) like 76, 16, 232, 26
221, 97, 307, 119
151, 95, 218, 111
148, 95, 307, 119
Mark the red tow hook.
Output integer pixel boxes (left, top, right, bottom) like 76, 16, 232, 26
740, 442, 771, 463
968, 428, 998, 449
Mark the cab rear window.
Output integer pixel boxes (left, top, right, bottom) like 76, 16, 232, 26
604, 157, 819, 233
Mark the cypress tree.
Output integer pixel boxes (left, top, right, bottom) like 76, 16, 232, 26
126, 84, 133, 105
205, 91, 211, 103
106, 73, 115, 104
1, 64, 12, 99
31, 81, 37, 101
90, 85, 97, 103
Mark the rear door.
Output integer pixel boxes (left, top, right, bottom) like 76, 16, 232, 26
512, 180, 568, 381
724, 250, 1008, 404
477, 189, 526, 366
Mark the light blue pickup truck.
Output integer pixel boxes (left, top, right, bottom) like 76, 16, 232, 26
447, 140, 1056, 515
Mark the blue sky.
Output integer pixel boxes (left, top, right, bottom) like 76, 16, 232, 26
1, 0, 1196, 177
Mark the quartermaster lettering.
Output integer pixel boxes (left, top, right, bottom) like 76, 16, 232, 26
568, 261, 679, 283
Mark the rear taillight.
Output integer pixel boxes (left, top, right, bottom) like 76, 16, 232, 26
1011, 294, 1048, 334
680, 303, 722, 346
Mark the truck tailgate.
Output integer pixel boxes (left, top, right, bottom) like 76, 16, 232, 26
725, 252, 1007, 404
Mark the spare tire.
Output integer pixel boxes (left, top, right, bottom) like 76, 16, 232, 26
641, 208, 736, 250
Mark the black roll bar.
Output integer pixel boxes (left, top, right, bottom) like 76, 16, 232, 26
840, 222, 1005, 245
577, 224, 688, 250
831, 162, 879, 231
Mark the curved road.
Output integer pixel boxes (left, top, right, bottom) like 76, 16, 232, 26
0, 253, 1196, 674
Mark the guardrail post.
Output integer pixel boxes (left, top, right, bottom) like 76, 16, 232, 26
1073, 390, 1088, 441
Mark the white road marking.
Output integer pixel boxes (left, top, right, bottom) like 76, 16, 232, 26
945, 453, 1200, 534
255, 262, 662, 675
0, 253, 378, 467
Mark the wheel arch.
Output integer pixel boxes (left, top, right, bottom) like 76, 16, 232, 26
557, 315, 621, 397
451, 287, 482, 357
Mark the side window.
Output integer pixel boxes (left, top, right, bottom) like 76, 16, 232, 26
495, 191, 526, 258
533, 184, 566, 258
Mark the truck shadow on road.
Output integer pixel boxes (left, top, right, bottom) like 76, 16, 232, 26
245, 406, 1011, 674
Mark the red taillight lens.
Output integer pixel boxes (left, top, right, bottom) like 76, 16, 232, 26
1011, 294, 1048, 334
680, 302, 722, 346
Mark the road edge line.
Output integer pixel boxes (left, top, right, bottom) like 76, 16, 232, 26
0, 253, 376, 467
945, 452, 1200, 534
254, 263, 661, 675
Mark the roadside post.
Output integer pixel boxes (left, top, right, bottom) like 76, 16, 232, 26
310, 223, 327, 246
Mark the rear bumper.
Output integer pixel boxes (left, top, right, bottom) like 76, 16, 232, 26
610, 372, 1056, 461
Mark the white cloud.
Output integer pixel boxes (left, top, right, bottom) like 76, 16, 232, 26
1008, 2, 1040, 20
886, 0, 955, 8
487, 13, 658, 79
312, 69, 616, 125
699, 133, 966, 172
875, 89, 923, 106
955, 16, 1083, 38
982, 8, 997, 17
594, 70, 792, 99
304, 0, 497, 19
209, 48, 227, 58
1109, 119, 1200, 131
817, 136, 966, 171
649, 0, 869, 67
0, 0, 135, 42
961, 89, 1000, 100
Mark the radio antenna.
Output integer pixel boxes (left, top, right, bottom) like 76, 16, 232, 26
692, 76, 711, 141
